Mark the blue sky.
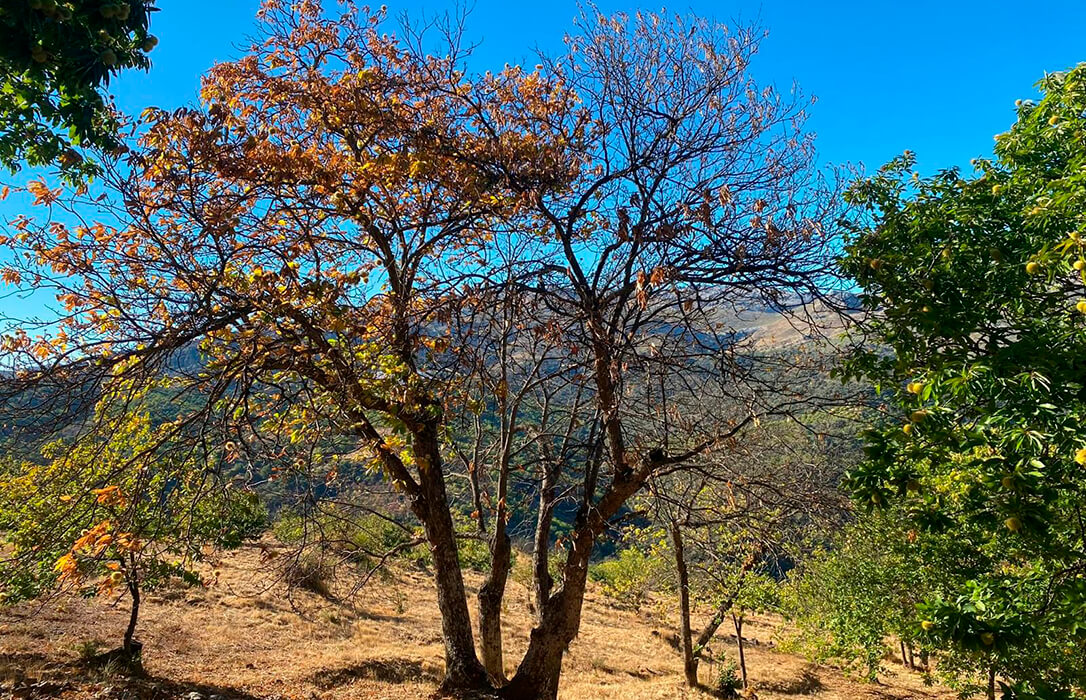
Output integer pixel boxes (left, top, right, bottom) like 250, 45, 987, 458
112, 0, 1086, 175
2, 1, 1084, 321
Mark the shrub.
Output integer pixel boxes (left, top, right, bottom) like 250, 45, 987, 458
589, 546, 668, 609
283, 552, 332, 597
713, 655, 742, 697
272, 508, 415, 569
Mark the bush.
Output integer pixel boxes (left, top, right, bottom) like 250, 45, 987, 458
713, 655, 742, 697
589, 547, 668, 609
272, 508, 415, 569
283, 553, 332, 597
456, 535, 492, 572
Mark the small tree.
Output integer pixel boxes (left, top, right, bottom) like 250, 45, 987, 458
0, 402, 264, 663
649, 413, 850, 688
729, 570, 778, 690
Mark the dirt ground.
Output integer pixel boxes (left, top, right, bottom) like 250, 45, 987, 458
0, 542, 959, 700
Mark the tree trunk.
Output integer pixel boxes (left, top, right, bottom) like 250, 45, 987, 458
478, 511, 511, 682
501, 526, 595, 700
123, 555, 140, 656
669, 521, 698, 687
906, 642, 915, 670
733, 614, 747, 690
502, 444, 651, 699
532, 462, 559, 621
987, 664, 996, 700
692, 552, 757, 656
900, 639, 908, 668
413, 425, 490, 691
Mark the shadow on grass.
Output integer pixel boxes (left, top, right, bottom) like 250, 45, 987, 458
0, 651, 265, 700
310, 657, 441, 689
757, 667, 825, 695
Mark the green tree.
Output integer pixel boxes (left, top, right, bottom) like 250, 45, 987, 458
0, 1, 157, 180
781, 507, 975, 683
839, 64, 1086, 697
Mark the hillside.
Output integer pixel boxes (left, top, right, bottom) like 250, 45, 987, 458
0, 541, 954, 700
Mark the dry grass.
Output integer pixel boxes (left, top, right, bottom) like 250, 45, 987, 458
0, 542, 958, 699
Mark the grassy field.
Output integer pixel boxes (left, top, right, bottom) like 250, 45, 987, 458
0, 542, 957, 700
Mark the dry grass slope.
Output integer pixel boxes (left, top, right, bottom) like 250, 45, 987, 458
0, 542, 956, 700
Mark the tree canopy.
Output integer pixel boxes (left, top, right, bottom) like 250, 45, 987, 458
0, 2, 850, 697
0, 1, 158, 180
840, 64, 1086, 698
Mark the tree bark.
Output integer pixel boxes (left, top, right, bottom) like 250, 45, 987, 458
502, 466, 649, 700
412, 425, 490, 691
501, 535, 590, 699
733, 614, 747, 689
123, 554, 140, 656
906, 642, 915, 670
478, 511, 511, 682
532, 462, 559, 621
669, 521, 698, 687
987, 664, 996, 700
900, 639, 908, 668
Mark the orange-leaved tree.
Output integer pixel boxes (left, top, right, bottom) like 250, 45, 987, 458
0, 0, 572, 690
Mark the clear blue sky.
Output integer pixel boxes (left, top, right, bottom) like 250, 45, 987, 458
2, 2, 1084, 323
113, 0, 1086, 175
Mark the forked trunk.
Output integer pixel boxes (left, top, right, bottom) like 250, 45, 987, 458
501, 528, 595, 700
413, 427, 490, 691
502, 440, 650, 699
478, 512, 511, 681
670, 521, 698, 687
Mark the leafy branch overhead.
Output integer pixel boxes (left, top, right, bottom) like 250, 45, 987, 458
0, 1, 158, 180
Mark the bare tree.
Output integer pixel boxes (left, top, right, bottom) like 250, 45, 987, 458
448, 9, 853, 697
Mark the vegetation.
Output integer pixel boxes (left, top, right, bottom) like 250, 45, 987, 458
0, 0, 158, 180
0, 396, 264, 660
589, 530, 671, 611
0, 1, 1084, 698
838, 65, 1086, 698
